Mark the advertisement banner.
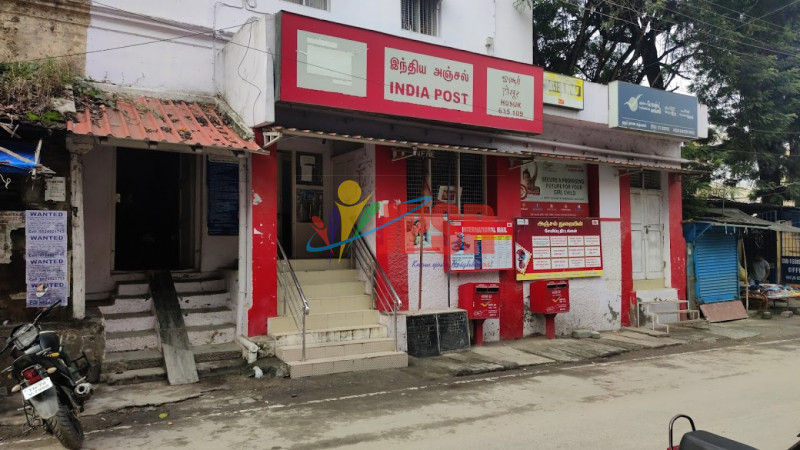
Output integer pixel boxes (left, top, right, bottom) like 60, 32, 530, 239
446, 220, 514, 272
520, 161, 589, 217
609, 81, 698, 138
515, 217, 603, 280
25, 210, 69, 307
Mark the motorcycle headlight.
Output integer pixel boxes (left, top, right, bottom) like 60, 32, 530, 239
12, 326, 38, 350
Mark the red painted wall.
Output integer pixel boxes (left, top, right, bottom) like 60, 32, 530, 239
374, 145, 410, 310
487, 156, 523, 340
249, 148, 278, 336
619, 171, 633, 327
669, 173, 687, 300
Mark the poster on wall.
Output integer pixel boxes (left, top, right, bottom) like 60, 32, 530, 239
514, 217, 603, 280
445, 220, 513, 272
520, 161, 589, 217
207, 155, 239, 236
25, 210, 69, 307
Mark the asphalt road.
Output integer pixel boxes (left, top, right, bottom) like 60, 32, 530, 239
5, 337, 800, 450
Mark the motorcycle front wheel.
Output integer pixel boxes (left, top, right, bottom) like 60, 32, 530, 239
44, 402, 84, 449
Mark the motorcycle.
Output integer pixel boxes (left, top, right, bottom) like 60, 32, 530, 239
1, 299, 93, 449
669, 414, 800, 450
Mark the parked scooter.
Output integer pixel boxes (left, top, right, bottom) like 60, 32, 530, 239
669, 414, 800, 450
1, 299, 93, 449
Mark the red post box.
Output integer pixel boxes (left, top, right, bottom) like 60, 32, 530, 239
458, 283, 500, 346
458, 283, 501, 319
531, 280, 569, 340
531, 280, 569, 314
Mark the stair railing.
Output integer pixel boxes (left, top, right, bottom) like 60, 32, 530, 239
350, 238, 403, 352
276, 240, 310, 361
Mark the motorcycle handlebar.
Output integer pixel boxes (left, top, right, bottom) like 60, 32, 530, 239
33, 299, 61, 326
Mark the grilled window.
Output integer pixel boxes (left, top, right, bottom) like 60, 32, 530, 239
402, 0, 439, 36
629, 170, 662, 190
283, 0, 328, 10
407, 152, 485, 213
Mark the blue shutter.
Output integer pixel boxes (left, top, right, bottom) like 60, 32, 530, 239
694, 228, 739, 303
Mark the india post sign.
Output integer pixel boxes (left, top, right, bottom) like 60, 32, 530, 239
609, 81, 698, 138
277, 12, 543, 134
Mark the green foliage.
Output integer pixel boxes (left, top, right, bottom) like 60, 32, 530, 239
0, 58, 77, 125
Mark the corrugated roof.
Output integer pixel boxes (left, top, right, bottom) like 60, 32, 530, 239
269, 126, 695, 173
690, 207, 800, 233
68, 97, 259, 151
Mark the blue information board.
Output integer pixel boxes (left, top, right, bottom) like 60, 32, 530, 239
207, 157, 239, 236
609, 81, 698, 138
781, 256, 800, 284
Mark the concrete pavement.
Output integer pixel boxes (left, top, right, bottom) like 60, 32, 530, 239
3, 311, 800, 426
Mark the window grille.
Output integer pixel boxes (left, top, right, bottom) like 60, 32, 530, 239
401, 0, 439, 36
628, 170, 661, 190
406, 152, 485, 213
283, 0, 328, 10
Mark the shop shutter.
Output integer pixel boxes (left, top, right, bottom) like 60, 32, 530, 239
694, 228, 739, 303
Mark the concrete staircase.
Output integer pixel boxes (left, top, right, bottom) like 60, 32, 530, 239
99, 273, 246, 384
271, 259, 407, 378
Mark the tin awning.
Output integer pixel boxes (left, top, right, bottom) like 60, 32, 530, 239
687, 208, 800, 233
0, 139, 55, 175
68, 97, 264, 154
267, 126, 697, 173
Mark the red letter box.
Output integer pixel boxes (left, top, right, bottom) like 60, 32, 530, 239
458, 283, 500, 319
531, 280, 569, 314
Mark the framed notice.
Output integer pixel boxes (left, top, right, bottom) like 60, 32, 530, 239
520, 161, 589, 217
515, 217, 603, 280
207, 156, 239, 236
445, 219, 513, 273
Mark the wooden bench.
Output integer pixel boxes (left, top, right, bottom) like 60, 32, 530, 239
637, 299, 701, 333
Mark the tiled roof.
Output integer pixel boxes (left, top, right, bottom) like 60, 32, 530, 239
68, 97, 259, 151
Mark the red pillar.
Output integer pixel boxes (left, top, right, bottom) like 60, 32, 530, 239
669, 173, 687, 301
374, 145, 410, 310
487, 156, 523, 340
619, 170, 633, 327
249, 151, 278, 336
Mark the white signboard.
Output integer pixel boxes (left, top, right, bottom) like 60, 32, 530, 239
384, 48, 473, 112
45, 177, 66, 202
25, 210, 68, 307
486, 68, 535, 120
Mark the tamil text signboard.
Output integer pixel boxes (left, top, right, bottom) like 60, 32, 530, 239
609, 81, 698, 138
514, 217, 603, 280
278, 12, 544, 134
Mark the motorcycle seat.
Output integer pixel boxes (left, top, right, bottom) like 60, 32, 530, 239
679, 430, 758, 450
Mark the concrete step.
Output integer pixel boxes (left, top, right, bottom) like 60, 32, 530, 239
277, 337, 396, 362
269, 310, 380, 333
294, 269, 359, 285
287, 258, 351, 272
102, 348, 163, 373
298, 281, 364, 298
196, 359, 249, 377
174, 277, 227, 293
286, 351, 408, 378
182, 307, 235, 327
105, 329, 159, 353
98, 295, 152, 315
102, 366, 166, 386
103, 311, 155, 333
178, 291, 230, 309
269, 324, 388, 347
308, 295, 373, 313
116, 281, 150, 296
192, 342, 243, 363
187, 323, 236, 346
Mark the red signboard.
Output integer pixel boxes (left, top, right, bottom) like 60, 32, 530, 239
277, 12, 544, 134
514, 217, 603, 280
445, 220, 514, 273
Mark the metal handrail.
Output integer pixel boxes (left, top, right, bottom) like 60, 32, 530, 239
350, 238, 402, 352
276, 240, 310, 361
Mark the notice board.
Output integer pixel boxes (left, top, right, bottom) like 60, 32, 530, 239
207, 155, 239, 236
514, 217, 603, 280
445, 219, 513, 273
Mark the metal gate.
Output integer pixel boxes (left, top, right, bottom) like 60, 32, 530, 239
694, 227, 739, 303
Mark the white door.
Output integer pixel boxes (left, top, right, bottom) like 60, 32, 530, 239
631, 189, 664, 280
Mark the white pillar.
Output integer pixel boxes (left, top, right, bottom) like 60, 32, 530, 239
69, 152, 86, 319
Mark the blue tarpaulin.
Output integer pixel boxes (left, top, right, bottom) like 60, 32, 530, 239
0, 140, 38, 174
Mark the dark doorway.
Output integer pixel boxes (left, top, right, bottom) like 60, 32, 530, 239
115, 149, 191, 271
278, 152, 293, 258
